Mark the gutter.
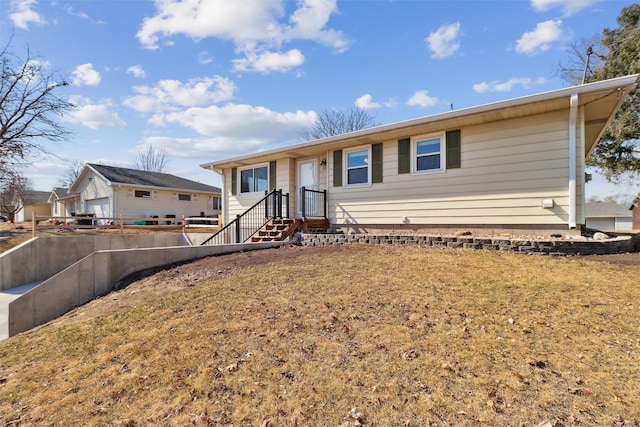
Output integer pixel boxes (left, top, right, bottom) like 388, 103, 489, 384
568, 93, 578, 229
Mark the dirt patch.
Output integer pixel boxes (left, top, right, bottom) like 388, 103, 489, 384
44, 244, 334, 329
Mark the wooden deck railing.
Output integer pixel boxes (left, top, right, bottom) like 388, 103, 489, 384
30, 212, 222, 237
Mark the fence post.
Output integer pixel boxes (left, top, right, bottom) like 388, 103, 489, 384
301, 187, 306, 219
32, 211, 36, 238
217, 213, 222, 230
182, 216, 186, 233
119, 214, 124, 233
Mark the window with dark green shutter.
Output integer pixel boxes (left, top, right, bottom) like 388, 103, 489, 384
269, 160, 277, 190
446, 130, 461, 169
371, 143, 383, 183
333, 150, 343, 187
398, 138, 410, 174
231, 168, 237, 195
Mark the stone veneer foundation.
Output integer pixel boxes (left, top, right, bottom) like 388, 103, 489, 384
298, 233, 638, 256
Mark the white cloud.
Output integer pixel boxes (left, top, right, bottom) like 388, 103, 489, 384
407, 90, 439, 108
426, 22, 461, 59
150, 104, 317, 149
9, 0, 47, 30
233, 49, 305, 73
123, 76, 236, 113
355, 94, 381, 110
198, 51, 213, 65
354, 93, 396, 110
64, 96, 126, 129
472, 77, 546, 93
530, 0, 599, 16
64, 5, 89, 20
516, 20, 563, 55
71, 63, 101, 86
136, 0, 349, 72
127, 65, 147, 79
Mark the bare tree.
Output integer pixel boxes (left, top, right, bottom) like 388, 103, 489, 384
301, 107, 380, 140
0, 173, 32, 223
0, 42, 75, 179
134, 145, 169, 172
59, 159, 84, 187
557, 36, 607, 85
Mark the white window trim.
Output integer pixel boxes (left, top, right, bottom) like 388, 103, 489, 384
344, 146, 372, 188
412, 132, 446, 175
238, 163, 270, 195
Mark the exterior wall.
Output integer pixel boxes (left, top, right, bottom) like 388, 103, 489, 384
221, 110, 584, 231
113, 186, 219, 223
76, 173, 113, 215
585, 217, 632, 231
328, 111, 574, 228
75, 174, 220, 224
16, 202, 51, 222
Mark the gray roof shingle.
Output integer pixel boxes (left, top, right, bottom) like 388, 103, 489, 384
88, 164, 220, 194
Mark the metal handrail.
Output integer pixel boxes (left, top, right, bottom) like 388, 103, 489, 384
300, 187, 327, 219
200, 189, 289, 245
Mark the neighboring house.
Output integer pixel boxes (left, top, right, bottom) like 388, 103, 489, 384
48, 187, 79, 219
585, 202, 633, 231
69, 164, 222, 224
630, 196, 640, 230
201, 75, 638, 235
14, 190, 52, 222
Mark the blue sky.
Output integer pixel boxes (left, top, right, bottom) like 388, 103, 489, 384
2, 0, 638, 202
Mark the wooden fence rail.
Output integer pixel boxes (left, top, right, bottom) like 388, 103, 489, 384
31, 212, 222, 237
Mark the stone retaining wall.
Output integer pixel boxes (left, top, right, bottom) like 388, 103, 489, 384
298, 233, 636, 255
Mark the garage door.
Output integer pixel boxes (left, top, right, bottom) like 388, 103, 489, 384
85, 198, 109, 225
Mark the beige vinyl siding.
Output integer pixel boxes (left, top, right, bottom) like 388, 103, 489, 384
330, 111, 574, 226
113, 187, 218, 223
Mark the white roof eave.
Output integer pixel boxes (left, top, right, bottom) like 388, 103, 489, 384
201, 74, 639, 170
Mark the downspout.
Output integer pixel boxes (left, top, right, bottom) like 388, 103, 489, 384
568, 93, 578, 229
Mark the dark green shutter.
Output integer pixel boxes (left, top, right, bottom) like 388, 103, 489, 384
371, 143, 383, 183
398, 138, 411, 174
333, 150, 343, 187
269, 160, 277, 190
231, 167, 237, 195
446, 130, 461, 169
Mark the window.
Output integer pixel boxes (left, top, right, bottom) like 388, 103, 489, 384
345, 148, 370, 186
178, 193, 191, 201
212, 196, 222, 210
135, 190, 151, 198
413, 133, 444, 173
240, 165, 268, 194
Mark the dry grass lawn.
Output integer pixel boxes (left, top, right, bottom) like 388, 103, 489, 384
0, 245, 639, 426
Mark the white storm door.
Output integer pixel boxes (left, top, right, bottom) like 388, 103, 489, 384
297, 159, 318, 217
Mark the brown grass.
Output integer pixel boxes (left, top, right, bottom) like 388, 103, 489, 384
0, 245, 639, 426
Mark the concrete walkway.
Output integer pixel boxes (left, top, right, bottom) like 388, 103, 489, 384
0, 282, 41, 340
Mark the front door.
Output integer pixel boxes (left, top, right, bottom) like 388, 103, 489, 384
297, 159, 318, 217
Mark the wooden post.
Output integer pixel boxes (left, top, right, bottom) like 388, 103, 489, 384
182, 215, 186, 233
32, 211, 36, 238
120, 214, 124, 234
217, 213, 222, 230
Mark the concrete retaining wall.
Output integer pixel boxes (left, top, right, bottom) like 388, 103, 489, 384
299, 233, 636, 255
0, 234, 188, 291
8, 241, 286, 337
